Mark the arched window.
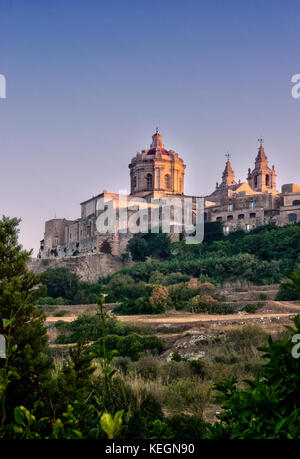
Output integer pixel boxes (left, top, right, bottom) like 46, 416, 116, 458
288, 213, 297, 223
165, 174, 170, 189
238, 214, 245, 220
216, 216, 223, 221
250, 213, 256, 218
227, 215, 233, 221
254, 175, 258, 188
266, 174, 270, 187
292, 200, 300, 206
146, 173, 153, 190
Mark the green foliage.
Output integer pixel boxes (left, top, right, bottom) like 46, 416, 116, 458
0, 217, 52, 434
94, 333, 164, 361
242, 302, 264, 313
149, 419, 174, 439
43, 268, 79, 300
166, 414, 207, 439
276, 269, 300, 300
127, 233, 171, 262
55, 312, 155, 344
126, 393, 164, 439
203, 221, 224, 243
209, 315, 300, 438
287, 268, 300, 292
171, 349, 183, 362
100, 411, 124, 439
276, 281, 300, 301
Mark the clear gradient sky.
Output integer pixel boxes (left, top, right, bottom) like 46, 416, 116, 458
0, 0, 300, 254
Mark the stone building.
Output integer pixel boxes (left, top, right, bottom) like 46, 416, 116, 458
205, 140, 300, 234
38, 132, 300, 260
39, 131, 190, 259
129, 129, 185, 196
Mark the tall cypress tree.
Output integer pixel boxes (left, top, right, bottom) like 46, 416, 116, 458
0, 217, 52, 431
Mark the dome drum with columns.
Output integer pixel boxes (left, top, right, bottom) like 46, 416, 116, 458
129, 130, 186, 196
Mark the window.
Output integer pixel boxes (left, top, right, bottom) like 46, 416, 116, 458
251, 201, 255, 209
228, 203, 234, 211
266, 174, 270, 186
165, 174, 170, 189
146, 173, 153, 189
227, 215, 233, 221
254, 175, 258, 187
133, 176, 137, 189
288, 213, 297, 223
225, 226, 230, 235
292, 200, 300, 206
216, 216, 223, 221
238, 214, 245, 220
250, 213, 256, 219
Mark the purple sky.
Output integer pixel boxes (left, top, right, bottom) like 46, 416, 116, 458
0, 0, 300, 254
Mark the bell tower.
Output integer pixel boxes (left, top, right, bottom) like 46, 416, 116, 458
247, 139, 277, 193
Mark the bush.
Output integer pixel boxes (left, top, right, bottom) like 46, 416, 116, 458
242, 302, 264, 313
94, 333, 164, 361
43, 268, 79, 300
126, 393, 164, 439
276, 281, 300, 301
166, 414, 207, 439
209, 315, 300, 439
149, 285, 169, 313
165, 379, 210, 416
127, 233, 171, 262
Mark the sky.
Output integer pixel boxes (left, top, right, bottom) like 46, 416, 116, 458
0, 0, 300, 254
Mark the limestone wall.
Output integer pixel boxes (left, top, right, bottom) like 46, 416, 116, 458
28, 253, 130, 283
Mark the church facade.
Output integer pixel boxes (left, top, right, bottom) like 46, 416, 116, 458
38, 132, 300, 259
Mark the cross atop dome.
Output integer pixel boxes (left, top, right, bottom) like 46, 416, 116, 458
258, 137, 264, 147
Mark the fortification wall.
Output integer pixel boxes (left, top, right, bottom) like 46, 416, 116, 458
28, 253, 129, 282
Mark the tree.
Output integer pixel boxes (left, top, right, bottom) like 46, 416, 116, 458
43, 267, 79, 300
127, 235, 148, 262
149, 285, 169, 313
0, 217, 52, 433
127, 233, 171, 262
287, 268, 300, 293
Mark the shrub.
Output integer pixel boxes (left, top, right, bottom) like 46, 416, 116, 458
94, 333, 164, 361
242, 302, 264, 314
43, 268, 79, 300
149, 285, 169, 313
165, 379, 210, 416
126, 393, 164, 439
209, 315, 300, 439
166, 414, 207, 439
276, 281, 300, 301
